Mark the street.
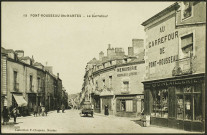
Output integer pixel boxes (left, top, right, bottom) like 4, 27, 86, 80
1, 109, 198, 133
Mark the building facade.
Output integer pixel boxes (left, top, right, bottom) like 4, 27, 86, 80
141, 2, 206, 132
81, 41, 145, 117
1, 47, 64, 116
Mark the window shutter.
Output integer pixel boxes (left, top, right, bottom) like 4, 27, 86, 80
133, 99, 137, 112
116, 99, 120, 112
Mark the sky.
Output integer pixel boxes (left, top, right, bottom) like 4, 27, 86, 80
2, 2, 174, 94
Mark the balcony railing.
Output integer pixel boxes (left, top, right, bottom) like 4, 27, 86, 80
14, 83, 19, 91
172, 57, 193, 76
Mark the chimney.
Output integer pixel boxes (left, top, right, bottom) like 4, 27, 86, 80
57, 73, 59, 78
108, 44, 111, 49
99, 51, 104, 61
132, 39, 144, 56
15, 50, 24, 58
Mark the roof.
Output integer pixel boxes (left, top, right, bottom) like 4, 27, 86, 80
141, 2, 179, 26
19, 56, 32, 60
33, 62, 44, 66
5, 49, 15, 53
1, 47, 7, 54
15, 50, 24, 52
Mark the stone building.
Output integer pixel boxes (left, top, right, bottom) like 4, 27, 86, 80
81, 40, 145, 117
1, 47, 63, 115
141, 2, 206, 132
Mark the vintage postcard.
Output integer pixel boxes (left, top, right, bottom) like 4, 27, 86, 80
1, 1, 206, 134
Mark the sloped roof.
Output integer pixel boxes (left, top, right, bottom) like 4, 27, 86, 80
19, 56, 32, 60
141, 2, 178, 26
1, 47, 7, 54
33, 62, 44, 66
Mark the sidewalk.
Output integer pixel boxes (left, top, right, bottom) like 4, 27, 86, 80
93, 113, 202, 134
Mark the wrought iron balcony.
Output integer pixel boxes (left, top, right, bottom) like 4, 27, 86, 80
14, 83, 19, 91
172, 56, 193, 76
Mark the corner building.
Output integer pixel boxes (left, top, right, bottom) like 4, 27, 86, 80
141, 2, 206, 132
81, 42, 145, 117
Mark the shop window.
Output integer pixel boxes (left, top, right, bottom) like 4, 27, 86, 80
120, 100, 126, 111
126, 100, 133, 112
181, 33, 193, 58
161, 89, 168, 118
119, 99, 133, 112
194, 83, 202, 93
176, 86, 183, 94
184, 95, 192, 120
151, 88, 168, 118
194, 94, 202, 121
176, 95, 184, 119
184, 85, 192, 93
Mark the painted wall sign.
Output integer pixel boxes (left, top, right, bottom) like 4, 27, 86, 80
117, 72, 137, 77
148, 31, 178, 49
149, 55, 179, 68
117, 66, 137, 72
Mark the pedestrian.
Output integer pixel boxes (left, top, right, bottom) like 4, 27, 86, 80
2, 106, 10, 125
61, 104, 65, 113
41, 106, 45, 116
38, 106, 41, 116
57, 105, 60, 113
45, 106, 48, 116
104, 105, 109, 116
12, 107, 17, 124
33, 105, 38, 117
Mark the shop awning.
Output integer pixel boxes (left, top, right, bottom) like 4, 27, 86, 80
13, 94, 28, 107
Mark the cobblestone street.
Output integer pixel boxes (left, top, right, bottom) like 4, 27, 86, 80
1, 109, 199, 134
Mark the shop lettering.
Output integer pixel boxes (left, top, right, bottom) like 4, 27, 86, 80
117, 66, 137, 72
149, 55, 178, 68
148, 31, 178, 48
117, 72, 137, 77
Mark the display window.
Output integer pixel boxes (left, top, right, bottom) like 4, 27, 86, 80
175, 84, 202, 121
151, 88, 168, 118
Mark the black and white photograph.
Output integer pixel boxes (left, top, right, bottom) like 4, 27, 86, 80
1, 1, 206, 134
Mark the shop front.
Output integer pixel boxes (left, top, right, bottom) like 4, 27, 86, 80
143, 73, 205, 132
115, 94, 139, 117
27, 92, 37, 114
91, 91, 101, 113
12, 93, 28, 116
